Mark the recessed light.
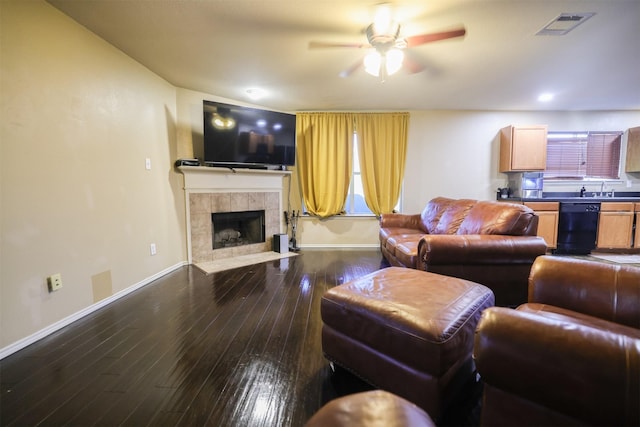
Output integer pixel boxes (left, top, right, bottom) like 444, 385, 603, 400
538, 93, 554, 102
246, 88, 266, 100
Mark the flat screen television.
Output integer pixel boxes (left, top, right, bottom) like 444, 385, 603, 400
203, 100, 296, 168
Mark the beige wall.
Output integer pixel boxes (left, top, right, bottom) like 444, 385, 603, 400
1, 1, 186, 351
404, 110, 640, 213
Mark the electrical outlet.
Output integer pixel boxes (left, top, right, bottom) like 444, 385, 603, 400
150, 243, 157, 255
47, 273, 63, 292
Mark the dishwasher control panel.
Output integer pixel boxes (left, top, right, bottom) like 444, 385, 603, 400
559, 202, 601, 213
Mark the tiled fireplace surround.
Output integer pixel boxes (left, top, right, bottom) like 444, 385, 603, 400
179, 166, 288, 264
189, 191, 279, 263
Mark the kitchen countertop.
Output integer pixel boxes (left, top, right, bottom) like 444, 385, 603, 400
501, 192, 640, 203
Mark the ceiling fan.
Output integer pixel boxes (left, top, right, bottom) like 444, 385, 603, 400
309, 4, 466, 81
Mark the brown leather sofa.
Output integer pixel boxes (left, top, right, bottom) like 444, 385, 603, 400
474, 255, 640, 426
379, 197, 547, 306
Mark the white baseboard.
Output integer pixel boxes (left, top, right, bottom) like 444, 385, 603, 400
298, 244, 380, 250
0, 262, 187, 360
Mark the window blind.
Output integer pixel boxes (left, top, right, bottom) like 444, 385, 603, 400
544, 131, 621, 179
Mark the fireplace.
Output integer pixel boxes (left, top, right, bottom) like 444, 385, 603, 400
212, 210, 265, 249
186, 190, 281, 264
178, 166, 289, 265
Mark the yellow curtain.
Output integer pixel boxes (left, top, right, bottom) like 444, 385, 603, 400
354, 112, 409, 216
295, 113, 354, 218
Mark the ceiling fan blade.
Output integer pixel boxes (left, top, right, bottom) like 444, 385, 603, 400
405, 27, 466, 48
339, 58, 363, 78
309, 41, 371, 49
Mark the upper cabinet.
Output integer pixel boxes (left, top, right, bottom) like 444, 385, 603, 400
625, 126, 640, 172
499, 125, 548, 172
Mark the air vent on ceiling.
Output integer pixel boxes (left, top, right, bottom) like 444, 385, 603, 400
536, 13, 595, 36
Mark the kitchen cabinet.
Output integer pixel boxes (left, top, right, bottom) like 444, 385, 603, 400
524, 201, 558, 249
635, 203, 640, 248
596, 202, 634, 249
625, 126, 640, 172
499, 125, 548, 172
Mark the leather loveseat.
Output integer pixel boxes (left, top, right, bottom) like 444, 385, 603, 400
379, 197, 547, 306
474, 255, 640, 426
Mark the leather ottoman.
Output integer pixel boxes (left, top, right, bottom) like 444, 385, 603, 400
320, 266, 494, 420
305, 390, 436, 427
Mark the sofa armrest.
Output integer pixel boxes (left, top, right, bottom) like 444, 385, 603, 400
474, 307, 640, 426
528, 256, 640, 328
379, 213, 424, 230
417, 234, 546, 266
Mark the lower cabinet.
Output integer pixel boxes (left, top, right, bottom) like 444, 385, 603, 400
522, 200, 640, 251
596, 202, 635, 249
524, 202, 559, 250
635, 203, 640, 248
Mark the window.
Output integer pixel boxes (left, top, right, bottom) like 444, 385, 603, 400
544, 131, 622, 179
343, 133, 402, 215
344, 137, 373, 215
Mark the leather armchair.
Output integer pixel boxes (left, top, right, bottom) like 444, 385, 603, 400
474, 255, 640, 426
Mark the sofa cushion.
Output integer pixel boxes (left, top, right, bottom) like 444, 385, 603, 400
383, 229, 425, 257
394, 240, 420, 267
528, 256, 640, 329
420, 197, 455, 234
381, 227, 423, 244
517, 303, 640, 340
433, 199, 476, 234
457, 201, 536, 236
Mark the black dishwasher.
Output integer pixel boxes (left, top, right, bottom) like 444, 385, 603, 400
554, 202, 600, 255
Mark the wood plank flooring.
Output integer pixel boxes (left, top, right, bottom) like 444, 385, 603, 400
0, 250, 479, 426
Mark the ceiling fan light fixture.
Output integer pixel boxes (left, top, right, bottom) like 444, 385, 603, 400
364, 50, 382, 76
385, 48, 404, 75
364, 49, 404, 78
366, 22, 401, 46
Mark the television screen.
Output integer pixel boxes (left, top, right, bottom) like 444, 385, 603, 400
203, 100, 296, 167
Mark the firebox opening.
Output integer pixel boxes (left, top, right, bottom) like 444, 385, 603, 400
212, 210, 265, 249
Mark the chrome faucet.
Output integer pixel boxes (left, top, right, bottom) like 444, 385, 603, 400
600, 181, 605, 197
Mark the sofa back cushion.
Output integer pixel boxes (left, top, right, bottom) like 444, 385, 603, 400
432, 199, 477, 234
528, 255, 640, 329
457, 201, 537, 235
420, 197, 455, 233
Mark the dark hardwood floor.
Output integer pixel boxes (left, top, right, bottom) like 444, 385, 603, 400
0, 250, 480, 426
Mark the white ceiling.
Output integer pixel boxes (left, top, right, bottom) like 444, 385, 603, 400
47, 0, 640, 112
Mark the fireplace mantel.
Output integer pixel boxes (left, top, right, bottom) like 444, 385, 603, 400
178, 166, 291, 191
177, 166, 290, 264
